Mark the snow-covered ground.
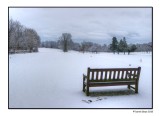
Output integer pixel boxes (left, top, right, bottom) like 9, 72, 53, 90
9, 48, 152, 108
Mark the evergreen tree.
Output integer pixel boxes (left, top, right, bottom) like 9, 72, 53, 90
128, 44, 137, 55
117, 39, 123, 53
117, 37, 128, 54
110, 37, 118, 54
122, 37, 128, 54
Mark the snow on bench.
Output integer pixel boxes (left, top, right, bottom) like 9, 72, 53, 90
83, 67, 141, 96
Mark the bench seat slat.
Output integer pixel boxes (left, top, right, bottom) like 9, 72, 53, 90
89, 68, 139, 72
89, 81, 136, 87
89, 78, 136, 82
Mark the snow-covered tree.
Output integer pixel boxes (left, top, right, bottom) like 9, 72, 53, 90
9, 19, 24, 51
24, 28, 40, 52
41, 41, 58, 48
80, 41, 93, 53
72, 42, 81, 51
58, 33, 73, 52
127, 44, 137, 55
9, 19, 40, 53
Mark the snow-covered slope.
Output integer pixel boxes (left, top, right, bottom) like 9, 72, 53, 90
9, 48, 152, 108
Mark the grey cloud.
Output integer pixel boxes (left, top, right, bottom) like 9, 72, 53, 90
9, 8, 152, 44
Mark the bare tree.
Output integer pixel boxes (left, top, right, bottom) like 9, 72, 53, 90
9, 19, 24, 52
9, 19, 40, 53
24, 28, 40, 52
59, 33, 73, 52
9, 19, 14, 39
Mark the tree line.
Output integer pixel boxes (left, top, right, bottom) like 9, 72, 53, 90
41, 33, 152, 54
9, 19, 151, 54
41, 33, 110, 53
110, 37, 152, 54
110, 37, 137, 55
9, 19, 41, 53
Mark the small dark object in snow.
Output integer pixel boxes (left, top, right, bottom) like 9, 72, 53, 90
129, 64, 131, 66
88, 100, 92, 102
82, 97, 107, 104
97, 98, 102, 100
82, 100, 92, 104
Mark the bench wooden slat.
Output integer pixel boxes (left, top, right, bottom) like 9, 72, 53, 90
100, 71, 103, 80
89, 68, 139, 72
105, 71, 107, 80
117, 70, 120, 80
128, 69, 137, 79
96, 71, 99, 80
89, 81, 136, 87
130, 70, 132, 79
109, 71, 112, 80
91, 71, 94, 80
121, 71, 124, 79
133, 70, 136, 79
113, 71, 116, 80
89, 78, 136, 82
131, 71, 133, 79
125, 71, 128, 79
128, 70, 132, 79
131, 70, 134, 79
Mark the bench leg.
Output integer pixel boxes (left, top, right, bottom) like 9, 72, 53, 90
83, 83, 86, 92
135, 83, 138, 93
86, 86, 89, 96
128, 85, 131, 89
83, 76, 86, 92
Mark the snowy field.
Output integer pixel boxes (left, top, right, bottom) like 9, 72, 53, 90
9, 48, 152, 108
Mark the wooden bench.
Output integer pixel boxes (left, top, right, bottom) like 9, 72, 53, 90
83, 67, 141, 96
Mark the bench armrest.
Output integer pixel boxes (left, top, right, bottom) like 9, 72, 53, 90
83, 74, 88, 82
83, 74, 87, 79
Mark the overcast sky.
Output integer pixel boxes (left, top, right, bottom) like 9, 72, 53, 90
9, 7, 152, 44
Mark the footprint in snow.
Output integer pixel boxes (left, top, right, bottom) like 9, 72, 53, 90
82, 97, 107, 104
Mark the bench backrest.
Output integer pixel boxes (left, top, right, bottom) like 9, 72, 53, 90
87, 67, 141, 82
